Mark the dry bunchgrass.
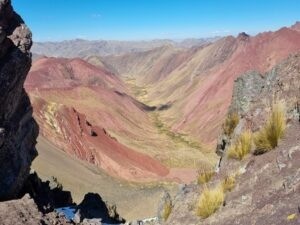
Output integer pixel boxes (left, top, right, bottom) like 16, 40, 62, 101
196, 185, 225, 218
197, 164, 215, 185
227, 130, 252, 160
162, 201, 172, 221
222, 112, 240, 136
222, 175, 236, 192
197, 171, 215, 185
254, 101, 286, 155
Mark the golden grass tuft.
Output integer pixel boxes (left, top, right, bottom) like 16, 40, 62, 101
222, 175, 236, 192
196, 185, 225, 218
254, 101, 286, 155
227, 130, 252, 160
197, 164, 215, 185
197, 171, 215, 185
162, 201, 172, 221
222, 112, 240, 136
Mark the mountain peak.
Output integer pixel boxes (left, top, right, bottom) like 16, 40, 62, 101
237, 32, 250, 41
291, 21, 300, 31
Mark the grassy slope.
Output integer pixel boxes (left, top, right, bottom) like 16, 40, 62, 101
32, 136, 176, 221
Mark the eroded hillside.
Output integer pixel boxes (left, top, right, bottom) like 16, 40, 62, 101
26, 23, 300, 184
25, 22, 300, 224
160, 53, 300, 225
102, 25, 300, 146
26, 56, 215, 184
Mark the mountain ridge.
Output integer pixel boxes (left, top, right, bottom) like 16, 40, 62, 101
99, 23, 300, 147
31, 37, 221, 58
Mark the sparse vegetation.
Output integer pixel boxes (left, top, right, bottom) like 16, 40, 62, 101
222, 175, 236, 192
162, 201, 172, 221
222, 112, 239, 136
196, 185, 225, 218
254, 101, 286, 155
197, 165, 215, 185
197, 171, 215, 185
152, 112, 202, 149
227, 130, 252, 160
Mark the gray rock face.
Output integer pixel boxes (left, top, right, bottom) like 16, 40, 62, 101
0, 0, 38, 199
0, 194, 72, 225
230, 71, 265, 114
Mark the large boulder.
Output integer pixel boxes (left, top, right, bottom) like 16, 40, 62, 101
0, 0, 38, 199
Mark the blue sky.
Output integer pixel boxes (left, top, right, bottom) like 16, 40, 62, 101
13, 0, 300, 42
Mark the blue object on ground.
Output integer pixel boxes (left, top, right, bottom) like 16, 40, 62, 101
55, 206, 76, 221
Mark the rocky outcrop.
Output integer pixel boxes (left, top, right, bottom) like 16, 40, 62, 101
159, 54, 300, 225
20, 171, 73, 212
0, 2, 128, 224
0, 0, 38, 199
0, 194, 72, 225
217, 53, 300, 156
228, 53, 300, 134
162, 121, 300, 225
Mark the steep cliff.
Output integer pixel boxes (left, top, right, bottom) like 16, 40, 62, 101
0, 0, 38, 199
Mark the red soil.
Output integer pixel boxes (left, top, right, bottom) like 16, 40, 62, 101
33, 97, 168, 181
25, 57, 171, 182
173, 26, 300, 145
26, 57, 125, 91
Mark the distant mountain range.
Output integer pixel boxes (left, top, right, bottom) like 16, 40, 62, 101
32, 37, 221, 58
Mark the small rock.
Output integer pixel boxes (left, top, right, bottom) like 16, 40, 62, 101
276, 158, 286, 171
288, 146, 300, 159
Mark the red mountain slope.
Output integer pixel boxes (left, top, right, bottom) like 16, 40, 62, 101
172, 26, 300, 144
103, 24, 300, 146
26, 57, 125, 91
25, 57, 213, 183
32, 97, 168, 181
25, 57, 171, 181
